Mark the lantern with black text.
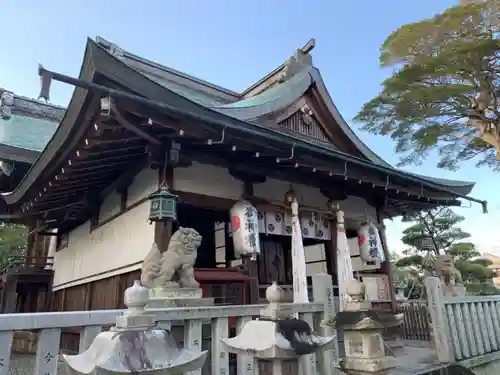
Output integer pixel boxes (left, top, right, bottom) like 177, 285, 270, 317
358, 222, 385, 263
147, 184, 179, 224
230, 200, 261, 260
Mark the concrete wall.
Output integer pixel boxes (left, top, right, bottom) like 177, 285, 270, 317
174, 162, 377, 222
52, 168, 158, 290
53, 161, 377, 290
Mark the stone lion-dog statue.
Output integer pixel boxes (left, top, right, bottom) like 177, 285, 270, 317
140, 227, 202, 289
434, 254, 463, 286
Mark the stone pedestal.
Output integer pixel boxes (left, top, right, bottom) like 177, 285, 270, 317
327, 279, 402, 375
343, 330, 396, 373
442, 284, 466, 297
148, 284, 214, 308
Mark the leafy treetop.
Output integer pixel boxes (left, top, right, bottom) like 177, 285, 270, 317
355, 0, 500, 170
0, 224, 27, 269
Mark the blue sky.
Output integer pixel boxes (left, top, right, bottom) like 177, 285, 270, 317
0, 0, 497, 254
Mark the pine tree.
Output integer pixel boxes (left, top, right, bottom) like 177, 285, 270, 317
355, 0, 500, 170
394, 208, 498, 296
0, 223, 27, 269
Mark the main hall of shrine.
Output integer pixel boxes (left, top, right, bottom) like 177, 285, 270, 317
0, 37, 483, 315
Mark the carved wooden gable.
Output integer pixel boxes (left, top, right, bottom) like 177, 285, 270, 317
275, 98, 336, 146
278, 105, 331, 142
274, 97, 365, 158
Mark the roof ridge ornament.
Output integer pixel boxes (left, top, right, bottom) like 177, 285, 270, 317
96, 36, 124, 58
108, 42, 124, 58
279, 48, 313, 83
0, 90, 14, 120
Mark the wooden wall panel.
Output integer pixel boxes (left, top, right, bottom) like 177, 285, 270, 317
52, 289, 65, 311
64, 284, 87, 311
89, 276, 119, 310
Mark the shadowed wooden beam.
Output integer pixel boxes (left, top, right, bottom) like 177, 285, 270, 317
98, 157, 148, 201
111, 101, 161, 145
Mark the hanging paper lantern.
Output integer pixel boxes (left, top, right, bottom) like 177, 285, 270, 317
358, 222, 385, 263
230, 200, 261, 260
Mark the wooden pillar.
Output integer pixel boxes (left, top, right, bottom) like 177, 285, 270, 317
377, 210, 396, 309
60, 287, 67, 311
2, 276, 18, 313
326, 217, 338, 285
25, 224, 36, 265
30, 220, 45, 264
84, 282, 92, 310
18, 291, 27, 313
112, 275, 121, 309
36, 288, 46, 312
43, 275, 55, 312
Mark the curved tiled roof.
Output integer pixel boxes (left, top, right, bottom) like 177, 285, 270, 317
0, 38, 481, 207
0, 115, 57, 152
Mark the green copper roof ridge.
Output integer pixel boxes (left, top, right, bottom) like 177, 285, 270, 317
111, 49, 476, 199
1, 88, 65, 122
1, 39, 478, 208
95, 36, 240, 102
105, 43, 476, 197
212, 69, 313, 120
307, 68, 475, 192
0, 114, 58, 154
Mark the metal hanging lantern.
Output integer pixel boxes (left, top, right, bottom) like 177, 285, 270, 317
147, 183, 179, 224
417, 234, 435, 252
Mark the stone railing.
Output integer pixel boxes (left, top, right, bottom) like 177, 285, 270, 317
0, 273, 338, 375
425, 277, 500, 364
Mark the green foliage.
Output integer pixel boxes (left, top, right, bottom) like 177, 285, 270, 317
401, 208, 471, 254
355, 0, 500, 170
404, 280, 424, 300
394, 207, 499, 296
0, 223, 27, 269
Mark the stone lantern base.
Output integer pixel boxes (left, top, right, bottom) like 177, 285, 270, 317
342, 330, 396, 373
341, 355, 396, 373
148, 283, 214, 308
442, 284, 466, 297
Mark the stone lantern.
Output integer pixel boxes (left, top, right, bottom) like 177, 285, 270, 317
62, 280, 208, 375
222, 282, 335, 373
394, 281, 407, 301
147, 183, 179, 224
323, 279, 404, 374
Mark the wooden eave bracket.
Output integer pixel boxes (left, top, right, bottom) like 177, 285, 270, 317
108, 99, 161, 146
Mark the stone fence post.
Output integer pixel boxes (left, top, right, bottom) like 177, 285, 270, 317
312, 273, 339, 375
425, 276, 453, 363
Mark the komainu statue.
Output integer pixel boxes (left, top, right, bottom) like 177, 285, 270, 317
140, 227, 203, 289
434, 254, 463, 286
140, 242, 162, 288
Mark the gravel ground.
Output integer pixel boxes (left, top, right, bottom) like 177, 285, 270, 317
9, 354, 71, 375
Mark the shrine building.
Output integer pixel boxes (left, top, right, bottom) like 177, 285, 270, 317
0, 37, 484, 314
0, 89, 64, 313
